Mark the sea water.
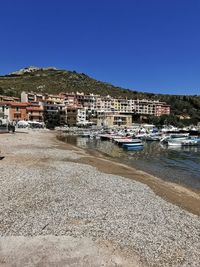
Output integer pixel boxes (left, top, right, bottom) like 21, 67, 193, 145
64, 136, 200, 190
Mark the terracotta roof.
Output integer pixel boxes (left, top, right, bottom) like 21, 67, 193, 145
0, 95, 19, 100
9, 102, 28, 107
26, 107, 43, 111
0, 101, 10, 106
0, 101, 28, 107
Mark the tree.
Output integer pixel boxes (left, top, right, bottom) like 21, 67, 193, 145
43, 111, 61, 129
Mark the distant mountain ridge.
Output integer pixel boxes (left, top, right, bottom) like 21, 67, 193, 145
0, 66, 200, 124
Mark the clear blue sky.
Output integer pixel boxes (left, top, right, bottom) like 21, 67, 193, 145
1, 0, 200, 95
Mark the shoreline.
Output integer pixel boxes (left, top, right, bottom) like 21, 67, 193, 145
1, 130, 200, 266
57, 134, 200, 216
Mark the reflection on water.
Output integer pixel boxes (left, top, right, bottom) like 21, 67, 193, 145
64, 136, 200, 190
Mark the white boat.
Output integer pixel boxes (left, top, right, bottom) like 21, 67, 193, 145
114, 138, 133, 145
168, 137, 199, 147
81, 131, 90, 137
145, 133, 162, 141
167, 140, 184, 146
160, 133, 189, 143
181, 139, 199, 146
135, 133, 147, 139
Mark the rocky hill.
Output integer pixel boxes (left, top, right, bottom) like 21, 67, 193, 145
0, 67, 200, 125
0, 67, 153, 99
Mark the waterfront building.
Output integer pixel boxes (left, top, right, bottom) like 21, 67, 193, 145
26, 105, 44, 122
117, 98, 129, 113
61, 92, 79, 108
19, 91, 171, 126
0, 102, 8, 119
67, 107, 88, 126
97, 112, 132, 127
0, 95, 20, 102
133, 99, 170, 117
77, 107, 88, 125
44, 94, 64, 104
42, 100, 67, 126
95, 95, 114, 112
6, 102, 28, 121
67, 107, 78, 127
127, 99, 137, 113
21, 91, 45, 103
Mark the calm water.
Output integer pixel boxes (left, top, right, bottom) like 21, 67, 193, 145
64, 136, 200, 190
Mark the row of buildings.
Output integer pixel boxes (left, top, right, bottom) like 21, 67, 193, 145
0, 92, 170, 127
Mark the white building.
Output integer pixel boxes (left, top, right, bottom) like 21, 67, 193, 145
77, 108, 87, 125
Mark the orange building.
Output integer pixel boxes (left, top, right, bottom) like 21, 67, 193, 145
8, 102, 28, 121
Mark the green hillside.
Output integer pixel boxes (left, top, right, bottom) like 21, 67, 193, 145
0, 67, 200, 125
0, 68, 149, 98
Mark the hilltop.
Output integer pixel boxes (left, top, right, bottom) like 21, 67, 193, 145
0, 67, 200, 125
0, 67, 156, 99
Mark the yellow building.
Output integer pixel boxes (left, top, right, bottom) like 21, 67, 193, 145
97, 112, 132, 127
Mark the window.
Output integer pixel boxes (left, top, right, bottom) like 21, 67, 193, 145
16, 107, 20, 111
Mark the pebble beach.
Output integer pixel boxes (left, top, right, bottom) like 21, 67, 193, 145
0, 130, 200, 266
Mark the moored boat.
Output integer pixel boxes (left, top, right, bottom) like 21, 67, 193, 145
114, 138, 138, 146
122, 140, 144, 150
160, 133, 189, 143
123, 145, 144, 151
167, 136, 200, 146
181, 139, 199, 146
145, 133, 162, 141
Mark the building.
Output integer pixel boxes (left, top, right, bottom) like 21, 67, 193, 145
77, 108, 87, 125
21, 91, 45, 103
155, 103, 170, 117
0, 102, 8, 119
61, 93, 79, 108
6, 102, 28, 121
0, 95, 20, 102
26, 105, 44, 122
42, 100, 67, 126
67, 107, 78, 127
45, 94, 64, 104
131, 99, 170, 117
17, 91, 171, 126
97, 112, 132, 127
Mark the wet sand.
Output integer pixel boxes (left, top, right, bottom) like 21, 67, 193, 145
57, 135, 200, 216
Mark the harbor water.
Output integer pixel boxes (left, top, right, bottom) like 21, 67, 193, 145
64, 136, 200, 190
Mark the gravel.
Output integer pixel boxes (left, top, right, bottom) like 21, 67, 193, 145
0, 130, 200, 266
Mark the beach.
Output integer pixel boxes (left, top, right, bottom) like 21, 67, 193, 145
0, 130, 200, 266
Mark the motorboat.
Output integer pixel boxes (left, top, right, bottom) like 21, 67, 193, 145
113, 137, 134, 146
123, 145, 144, 151
181, 139, 199, 146
167, 136, 200, 146
160, 133, 189, 143
167, 139, 186, 146
122, 139, 144, 150
145, 133, 162, 141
